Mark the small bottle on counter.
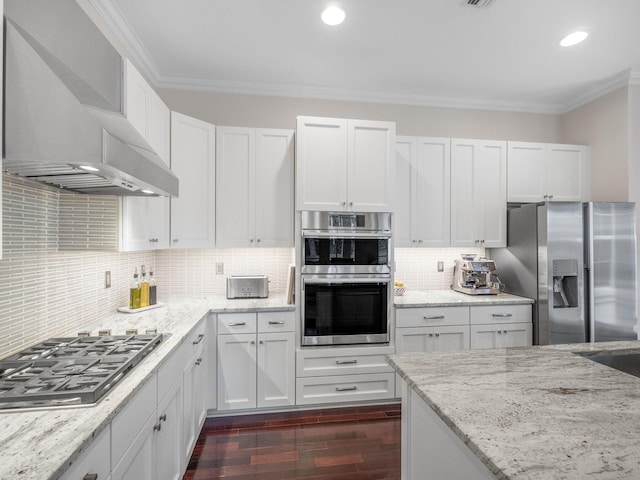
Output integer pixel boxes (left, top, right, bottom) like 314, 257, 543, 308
129, 267, 141, 309
140, 265, 150, 307
148, 267, 157, 305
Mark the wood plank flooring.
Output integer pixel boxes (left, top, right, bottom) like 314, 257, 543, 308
183, 403, 401, 480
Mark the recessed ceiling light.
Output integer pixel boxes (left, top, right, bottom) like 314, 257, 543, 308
560, 30, 589, 47
321, 5, 345, 26
78, 165, 100, 172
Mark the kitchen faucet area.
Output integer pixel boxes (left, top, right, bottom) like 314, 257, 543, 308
1, 0, 640, 479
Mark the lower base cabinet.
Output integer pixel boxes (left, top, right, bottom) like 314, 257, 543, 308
295, 346, 396, 405
400, 379, 494, 480
217, 311, 296, 410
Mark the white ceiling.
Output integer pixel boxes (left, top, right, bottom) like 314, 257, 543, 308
88, 0, 640, 114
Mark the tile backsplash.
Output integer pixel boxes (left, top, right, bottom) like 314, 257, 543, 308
1, 173, 484, 358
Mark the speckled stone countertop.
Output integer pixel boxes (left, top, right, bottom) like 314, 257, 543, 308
0, 294, 293, 480
394, 289, 534, 307
388, 341, 640, 479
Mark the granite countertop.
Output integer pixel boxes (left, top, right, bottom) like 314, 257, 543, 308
394, 289, 534, 307
388, 341, 640, 479
0, 294, 293, 480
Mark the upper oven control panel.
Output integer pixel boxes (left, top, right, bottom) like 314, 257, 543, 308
301, 211, 391, 234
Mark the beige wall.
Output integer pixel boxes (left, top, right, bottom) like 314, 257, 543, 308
560, 88, 629, 201
158, 89, 561, 142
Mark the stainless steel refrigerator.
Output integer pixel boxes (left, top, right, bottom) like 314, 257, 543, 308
488, 202, 638, 345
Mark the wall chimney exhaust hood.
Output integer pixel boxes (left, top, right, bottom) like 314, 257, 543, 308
3, 0, 179, 197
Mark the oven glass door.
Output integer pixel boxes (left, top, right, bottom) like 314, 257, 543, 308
303, 236, 390, 273
302, 276, 390, 346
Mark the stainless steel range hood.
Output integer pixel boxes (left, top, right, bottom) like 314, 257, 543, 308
3, 0, 179, 197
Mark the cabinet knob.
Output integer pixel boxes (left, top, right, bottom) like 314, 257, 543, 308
195, 358, 202, 365
548, 195, 554, 200
256, 238, 261, 243
250, 238, 254, 243
418, 239, 423, 243
159, 414, 167, 423
149, 238, 158, 243
173, 239, 179, 243
428, 333, 433, 337
412, 240, 417, 243
349, 202, 353, 207
250, 340, 255, 345
153, 423, 162, 432
435, 333, 440, 337
259, 340, 264, 345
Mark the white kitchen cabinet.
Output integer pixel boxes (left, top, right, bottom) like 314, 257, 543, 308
450, 138, 507, 248
296, 116, 395, 212
395, 136, 450, 247
217, 311, 295, 410
120, 59, 172, 252
170, 112, 216, 248
295, 345, 396, 405
60, 426, 111, 480
400, 381, 494, 480
396, 325, 470, 354
182, 331, 207, 463
155, 377, 184, 480
507, 141, 591, 202
216, 126, 294, 247
469, 304, 533, 349
470, 323, 533, 349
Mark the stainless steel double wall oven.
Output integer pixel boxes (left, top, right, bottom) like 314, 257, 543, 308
300, 211, 392, 346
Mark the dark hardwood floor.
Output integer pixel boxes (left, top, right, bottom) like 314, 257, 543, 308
183, 403, 402, 480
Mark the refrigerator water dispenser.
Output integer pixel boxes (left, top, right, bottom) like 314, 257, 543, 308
552, 259, 579, 308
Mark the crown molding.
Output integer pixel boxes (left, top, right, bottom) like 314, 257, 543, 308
559, 68, 640, 114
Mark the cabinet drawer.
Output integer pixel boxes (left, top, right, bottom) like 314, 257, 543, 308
111, 374, 157, 467
296, 373, 395, 405
258, 311, 295, 332
296, 346, 395, 377
396, 306, 469, 327
60, 426, 110, 480
470, 304, 532, 324
218, 313, 257, 334
185, 317, 207, 356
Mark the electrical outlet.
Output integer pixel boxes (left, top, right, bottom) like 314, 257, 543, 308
216, 262, 224, 275
105, 271, 111, 288
437, 261, 444, 272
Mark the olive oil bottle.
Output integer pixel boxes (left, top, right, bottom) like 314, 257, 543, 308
140, 265, 150, 307
129, 268, 141, 309
148, 267, 157, 305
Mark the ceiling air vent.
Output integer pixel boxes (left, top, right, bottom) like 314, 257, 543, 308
461, 0, 495, 7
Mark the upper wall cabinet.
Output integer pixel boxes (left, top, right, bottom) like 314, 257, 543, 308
123, 59, 171, 163
216, 127, 294, 248
395, 137, 451, 247
296, 116, 395, 212
451, 139, 507, 248
170, 112, 216, 249
507, 142, 591, 202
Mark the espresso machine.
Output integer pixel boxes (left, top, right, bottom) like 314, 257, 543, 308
452, 255, 501, 295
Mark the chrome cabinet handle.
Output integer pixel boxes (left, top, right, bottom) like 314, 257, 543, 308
173, 238, 179, 243
336, 386, 357, 392
259, 340, 264, 344
228, 322, 246, 326
195, 358, 202, 365
149, 238, 158, 243
424, 315, 445, 320
159, 414, 167, 422
435, 333, 440, 337
83, 475, 98, 480
250, 340, 255, 345
153, 423, 162, 432
268, 320, 285, 325
492, 313, 513, 317
192, 333, 205, 344
335, 359, 358, 365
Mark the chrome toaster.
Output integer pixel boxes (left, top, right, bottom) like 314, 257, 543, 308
226, 275, 269, 299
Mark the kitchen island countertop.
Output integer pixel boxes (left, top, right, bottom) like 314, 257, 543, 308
0, 294, 293, 480
394, 289, 534, 307
388, 341, 640, 479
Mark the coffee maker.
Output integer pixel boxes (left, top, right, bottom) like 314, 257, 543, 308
452, 254, 501, 295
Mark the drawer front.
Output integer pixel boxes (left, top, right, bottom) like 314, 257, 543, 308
218, 312, 257, 334
296, 373, 396, 405
111, 374, 157, 467
185, 317, 207, 357
296, 346, 395, 377
396, 306, 469, 327
258, 311, 295, 333
470, 304, 532, 324
157, 340, 186, 404
60, 426, 111, 480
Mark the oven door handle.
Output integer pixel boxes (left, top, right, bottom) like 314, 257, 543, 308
302, 230, 391, 239
302, 276, 391, 285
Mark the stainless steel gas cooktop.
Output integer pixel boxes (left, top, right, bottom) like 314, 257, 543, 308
0, 334, 164, 411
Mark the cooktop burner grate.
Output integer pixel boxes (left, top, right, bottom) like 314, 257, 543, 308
0, 334, 164, 410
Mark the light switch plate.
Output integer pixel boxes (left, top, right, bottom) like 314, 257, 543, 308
216, 262, 224, 275
437, 261, 444, 272
105, 271, 111, 288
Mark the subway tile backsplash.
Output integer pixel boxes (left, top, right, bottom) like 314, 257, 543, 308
1, 173, 485, 358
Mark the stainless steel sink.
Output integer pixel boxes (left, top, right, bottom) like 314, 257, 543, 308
577, 350, 640, 378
